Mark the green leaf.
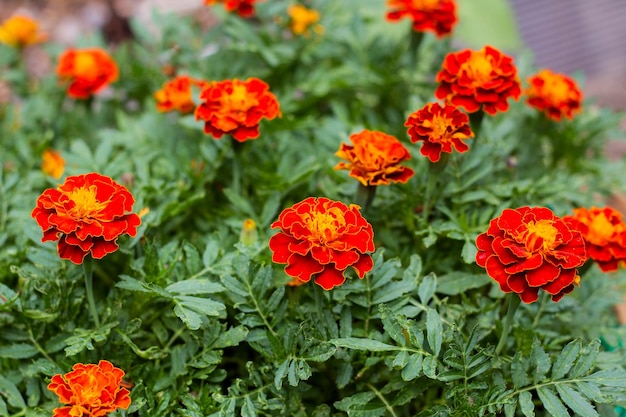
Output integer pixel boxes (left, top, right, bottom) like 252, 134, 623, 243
212, 325, 248, 349
586, 369, 626, 388
436, 272, 491, 295
165, 279, 225, 295
555, 384, 599, 417
426, 309, 442, 356
530, 339, 551, 384
117, 275, 171, 297
552, 339, 582, 380
0, 375, 25, 409
570, 340, 600, 377
401, 353, 423, 381
380, 305, 406, 347
241, 395, 257, 417
422, 355, 438, 379
518, 391, 535, 417
461, 239, 478, 264
536, 386, 569, 417
0, 343, 38, 359
173, 304, 202, 330
274, 359, 290, 389
223, 188, 256, 217
418, 273, 436, 305
176, 295, 225, 318
330, 338, 398, 352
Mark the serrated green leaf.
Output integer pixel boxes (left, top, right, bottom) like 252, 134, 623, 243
165, 279, 225, 295
0, 397, 7, 417
274, 359, 290, 389
203, 237, 221, 267
570, 340, 600, 377
401, 353, 423, 381
212, 325, 248, 349
461, 239, 478, 264
555, 384, 599, 417
330, 338, 398, 352
0, 343, 38, 359
303, 342, 337, 362
241, 395, 257, 417
586, 368, 626, 388
537, 387, 569, 417
426, 309, 442, 356
380, 305, 406, 347
504, 401, 517, 417
422, 355, 437, 379
176, 295, 225, 317
531, 339, 551, 384
418, 273, 436, 305
393, 351, 410, 368
223, 188, 256, 217
0, 375, 25, 409
552, 339, 582, 380
436, 272, 491, 295
173, 304, 202, 330
518, 391, 535, 417
512, 352, 530, 388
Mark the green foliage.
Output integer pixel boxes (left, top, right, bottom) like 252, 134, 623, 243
1, 0, 626, 416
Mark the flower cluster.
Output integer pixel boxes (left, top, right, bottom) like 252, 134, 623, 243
31, 173, 141, 264
195, 77, 281, 142
269, 197, 375, 290
476, 206, 587, 303
385, 0, 457, 37
334, 129, 414, 186
205, 0, 260, 18
154, 75, 207, 114
0, 15, 46, 48
525, 69, 582, 121
405, 102, 474, 162
435, 46, 521, 115
564, 206, 626, 272
48, 360, 131, 417
288, 4, 323, 37
56, 48, 118, 99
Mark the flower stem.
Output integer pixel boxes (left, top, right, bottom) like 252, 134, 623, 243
231, 140, 243, 196
469, 110, 485, 140
83, 256, 100, 328
422, 153, 450, 221
495, 294, 520, 355
355, 183, 376, 212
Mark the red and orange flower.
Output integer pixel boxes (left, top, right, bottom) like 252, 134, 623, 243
476, 206, 587, 303
32, 173, 141, 264
564, 206, 626, 272
435, 46, 521, 115
405, 102, 474, 162
525, 69, 582, 121
334, 129, 414, 186
195, 77, 281, 142
385, 0, 457, 37
41, 149, 65, 179
204, 0, 260, 18
288, 4, 323, 37
0, 15, 46, 48
48, 360, 131, 417
269, 197, 375, 290
56, 48, 118, 99
154, 75, 207, 114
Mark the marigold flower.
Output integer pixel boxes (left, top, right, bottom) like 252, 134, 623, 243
0, 15, 46, 48
154, 75, 207, 114
525, 69, 582, 121
288, 4, 323, 37
405, 102, 474, 162
205, 0, 259, 18
476, 206, 587, 303
334, 129, 414, 186
41, 149, 65, 179
48, 360, 131, 417
31, 173, 141, 264
56, 48, 118, 99
564, 207, 626, 272
269, 197, 375, 290
240, 218, 258, 245
435, 46, 521, 115
195, 77, 281, 142
385, 0, 457, 37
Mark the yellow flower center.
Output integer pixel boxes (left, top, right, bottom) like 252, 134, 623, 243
304, 207, 346, 244
429, 114, 453, 141
222, 83, 257, 114
541, 72, 571, 104
587, 212, 620, 246
67, 186, 106, 219
461, 51, 494, 85
74, 53, 97, 79
411, 0, 442, 9
523, 219, 559, 252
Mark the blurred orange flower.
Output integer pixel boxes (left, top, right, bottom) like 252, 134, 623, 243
476, 206, 587, 303
41, 149, 65, 179
288, 4, 323, 37
334, 129, 414, 186
48, 360, 131, 417
154, 75, 207, 114
385, 0, 457, 37
525, 69, 582, 121
205, 0, 260, 18
405, 102, 474, 162
564, 207, 626, 272
195, 77, 281, 142
269, 197, 375, 290
32, 173, 141, 264
0, 15, 46, 48
56, 48, 118, 99
435, 46, 521, 115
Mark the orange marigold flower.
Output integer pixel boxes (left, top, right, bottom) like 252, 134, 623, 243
435, 46, 521, 115
334, 129, 414, 186
41, 149, 65, 179
195, 77, 281, 142
31, 173, 141, 264
476, 206, 587, 303
525, 69, 582, 121
205, 0, 259, 18
385, 0, 457, 37
563, 207, 626, 272
288, 4, 323, 37
154, 75, 207, 114
405, 102, 474, 162
48, 360, 131, 417
0, 15, 46, 48
56, 48, 118, 99
269, 197, 375, 290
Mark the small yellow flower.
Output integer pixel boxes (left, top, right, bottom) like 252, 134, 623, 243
41, 149, 65, 179
288, 4, 323, 37
240, 218, 258, 245
0, 15, 46, 48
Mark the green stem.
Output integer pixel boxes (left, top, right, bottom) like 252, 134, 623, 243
495, 294, 520, 355
409, 30, 424, 70
355, 183, 377, 212
422, 153, 450, 221
231, 140, 243, 196
83, 256, 100, 328
469, 110, 485, 139
366, 383, 398, 417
